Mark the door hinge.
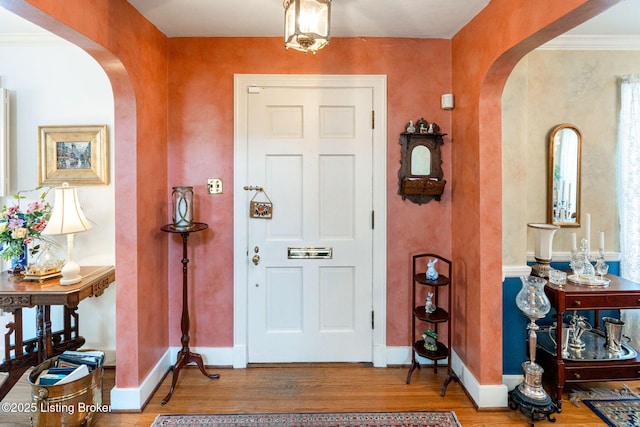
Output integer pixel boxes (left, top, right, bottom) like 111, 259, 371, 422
371, 110, 375, 129
371, 310, 375, 329
371, 210, 375, 230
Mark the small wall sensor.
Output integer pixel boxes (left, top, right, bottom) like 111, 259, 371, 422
441, 94, 454, 110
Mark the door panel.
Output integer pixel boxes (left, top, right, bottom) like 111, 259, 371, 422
247, 86, 373, 363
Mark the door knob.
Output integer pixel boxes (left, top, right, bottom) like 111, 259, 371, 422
252, 254, 260, 265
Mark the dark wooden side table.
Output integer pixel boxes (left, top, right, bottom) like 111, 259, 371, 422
540, 274, 640, 410
0, 265, 115, 401
160, 222, 219, 405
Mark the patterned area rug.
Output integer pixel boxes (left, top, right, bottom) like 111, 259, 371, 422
151, 411, 462, 427
583, 399, 640, 427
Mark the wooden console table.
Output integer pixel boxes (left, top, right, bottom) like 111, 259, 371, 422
0, 265, 115, 401
540, 274, 640, 409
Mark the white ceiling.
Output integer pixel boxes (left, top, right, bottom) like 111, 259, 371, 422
0, 0, 639, 40
125, 0, 491, 39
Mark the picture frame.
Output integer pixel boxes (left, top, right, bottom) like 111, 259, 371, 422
38, 125, 109, 186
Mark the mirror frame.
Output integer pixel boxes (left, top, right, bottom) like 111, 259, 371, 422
547, 123, 582, 227
398, 132, 446, 205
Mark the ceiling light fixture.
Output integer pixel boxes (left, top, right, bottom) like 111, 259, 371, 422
283, 0, 331, 54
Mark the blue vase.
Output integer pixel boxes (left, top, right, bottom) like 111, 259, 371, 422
10, 244, 28, 275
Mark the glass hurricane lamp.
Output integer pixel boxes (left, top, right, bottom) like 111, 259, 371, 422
508, 275, 557, 424
284, 0, 331, 54
515, 275, 552, 401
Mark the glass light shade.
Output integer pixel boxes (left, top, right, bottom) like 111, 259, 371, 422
528, 223, 559, 260
284, 0, 331, 54
516, 275, 551, 320
172, 186, 194, 230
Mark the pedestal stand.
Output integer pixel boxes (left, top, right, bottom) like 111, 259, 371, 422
161, 222, 219, 405
508, 319, 558, 426
508, 385, 557, 427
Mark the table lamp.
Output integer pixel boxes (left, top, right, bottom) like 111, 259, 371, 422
42, 183, 93, 285
527, 223, 560, 278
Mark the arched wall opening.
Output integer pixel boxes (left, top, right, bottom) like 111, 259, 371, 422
0, 0, 171, 401
0, 0, 623, 411
449, 0, 621, 405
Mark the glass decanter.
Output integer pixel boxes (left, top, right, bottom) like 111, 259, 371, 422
572, 238, 595, 280
26, 242, 64, 277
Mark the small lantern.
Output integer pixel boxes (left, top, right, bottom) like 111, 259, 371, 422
172, 186, 194, 230
284, 0, 331, 54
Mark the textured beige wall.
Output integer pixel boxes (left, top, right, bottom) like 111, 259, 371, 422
503, 50, 640, 266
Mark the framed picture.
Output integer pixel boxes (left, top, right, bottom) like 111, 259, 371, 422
38, 125, 109, 186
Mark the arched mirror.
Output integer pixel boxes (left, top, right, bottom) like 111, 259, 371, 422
547, 124, 581, 227
411, 145, 431, 175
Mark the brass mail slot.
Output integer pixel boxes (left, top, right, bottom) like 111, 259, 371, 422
287, 247, 333, 259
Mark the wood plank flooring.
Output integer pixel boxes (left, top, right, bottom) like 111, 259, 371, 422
3, 364, 637, 426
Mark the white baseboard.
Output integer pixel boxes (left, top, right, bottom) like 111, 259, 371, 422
110, 347, 232, 410
451, 349, 509, 408
387, 346, 508, 408
503, 374, 524, 391
111, 346, 510, 410
110, 348, 171, 410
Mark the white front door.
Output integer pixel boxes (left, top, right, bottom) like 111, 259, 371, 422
245, 86, 373, 362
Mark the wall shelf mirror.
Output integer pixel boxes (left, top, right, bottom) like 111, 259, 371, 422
547, 123, 582, 227
398, 132, 446, 205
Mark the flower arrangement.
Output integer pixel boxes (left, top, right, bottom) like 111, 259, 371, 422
0, 186, 53, 262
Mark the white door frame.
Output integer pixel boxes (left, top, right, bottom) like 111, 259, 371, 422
233, 74, 387, 368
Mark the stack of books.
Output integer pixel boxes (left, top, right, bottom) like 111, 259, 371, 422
37, 350, 104, 386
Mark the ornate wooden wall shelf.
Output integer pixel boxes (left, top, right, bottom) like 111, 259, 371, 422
398, 132, 446, 205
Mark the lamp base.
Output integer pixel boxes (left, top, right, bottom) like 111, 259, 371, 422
508, 385, 558, 426
531, 258, 553, 279
59, 260, 82, 286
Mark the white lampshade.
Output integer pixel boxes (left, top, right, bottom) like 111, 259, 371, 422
42, 183, 92, 285
43, 183, 93, 236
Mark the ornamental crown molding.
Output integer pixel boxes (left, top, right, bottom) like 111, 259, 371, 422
538, 35, 640, 51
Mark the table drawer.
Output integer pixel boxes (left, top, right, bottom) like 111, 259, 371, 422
564, 364, 640, 382
565, 294, 640, 309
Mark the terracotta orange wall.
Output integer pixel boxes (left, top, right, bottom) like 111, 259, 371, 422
2, 0, 171, 388
450, 0, 621, 384
5, 0, 625, 395
167, 37, 453, 348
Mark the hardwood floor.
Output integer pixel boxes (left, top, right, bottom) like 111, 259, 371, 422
3, 364, 636, 426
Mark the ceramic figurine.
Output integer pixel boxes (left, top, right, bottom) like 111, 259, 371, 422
406, 120, 416, 133
426, 258, 439, 280
422, 329, 438, 351
425, 292, 435, 313
416, 118, 428, 134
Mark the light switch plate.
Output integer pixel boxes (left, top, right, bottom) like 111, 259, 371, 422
207, 178, 222, 194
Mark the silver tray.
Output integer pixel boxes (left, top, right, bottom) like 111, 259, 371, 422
537, 327, 637, 362
567, 274, 610, 287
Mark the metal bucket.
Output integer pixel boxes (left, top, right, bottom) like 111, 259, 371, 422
28, 356, 103, 426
